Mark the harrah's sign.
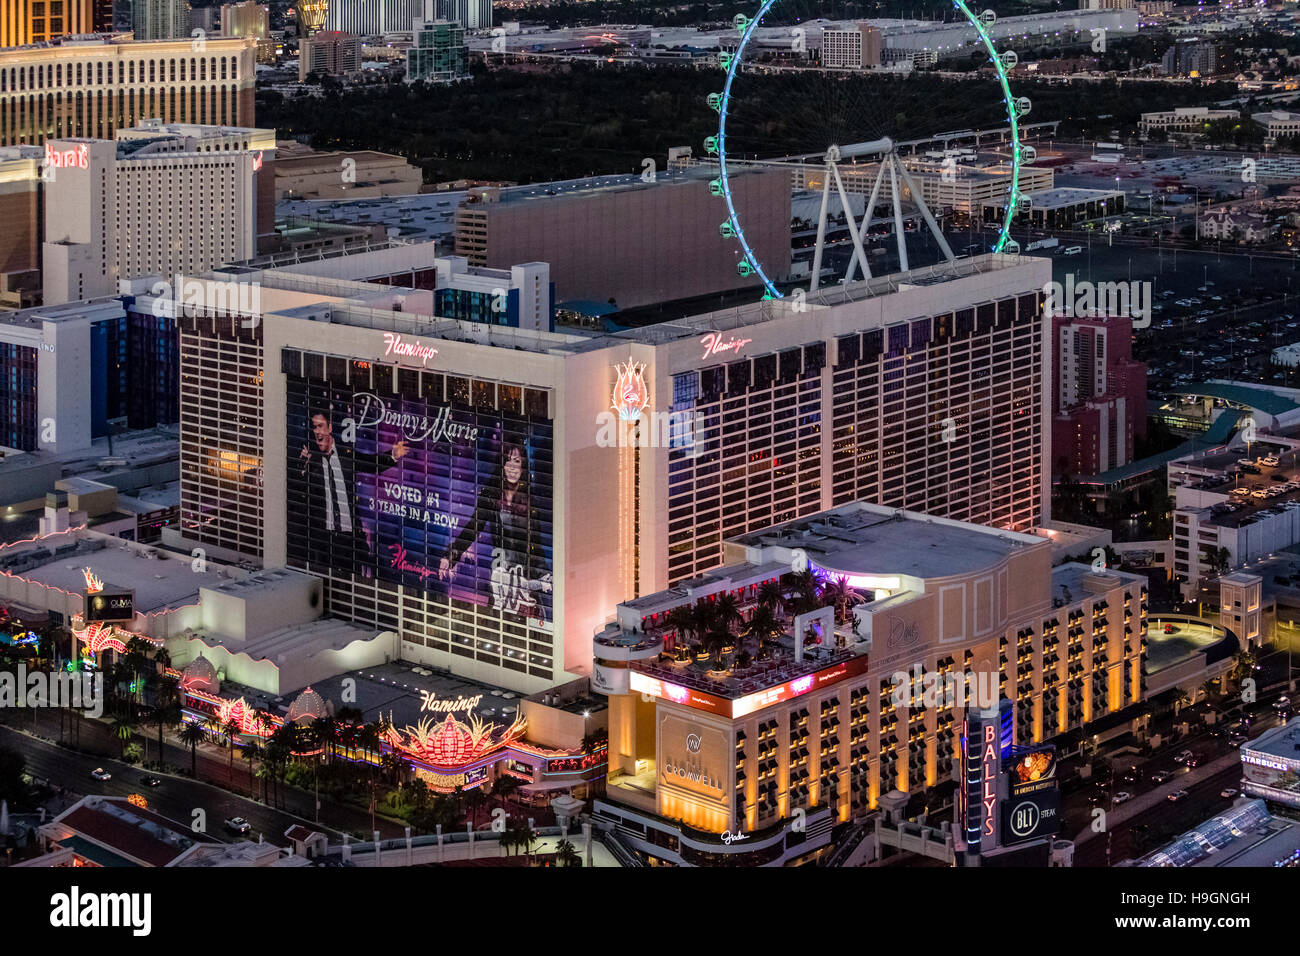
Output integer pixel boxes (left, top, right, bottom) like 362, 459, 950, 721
44, 142, 90, 170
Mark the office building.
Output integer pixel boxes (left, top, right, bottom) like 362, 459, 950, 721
273, 147, 423, 200
299, 30, 362, 80
0, 289, 184, 453
220, 1, 268, 38
821, 23, 882, 70
160, 252, 1048, 692
437, 0, 492, 30
453, 168, 791, 311
41, 120, 276, 306
1050, 314, 1147, 477
1139, 107, 1238, 137
0, 0, 94, 48
0, 34, 258, 147
406, 17, 467, 84
1161, 41, 1229, 78
325, 0, 423, 37
592, 501, 1146, 865
0, 144, 43, 308
131, 0, 191, 41
1252, 110, 1300, 145
433, 256, 552, 332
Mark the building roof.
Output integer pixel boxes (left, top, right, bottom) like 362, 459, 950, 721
731, 502, 1047, 581
52, 799, 209, 867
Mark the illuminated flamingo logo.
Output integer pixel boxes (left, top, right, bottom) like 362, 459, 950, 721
82, 567, 103, 594
612, 359, 650, 422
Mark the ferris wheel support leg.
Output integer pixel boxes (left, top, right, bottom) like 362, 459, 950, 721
832, 163, 872, 286
895, 159, 956, 263
887, 155, 909, 273
847, 161, 887, 285
810, 163, 833, 294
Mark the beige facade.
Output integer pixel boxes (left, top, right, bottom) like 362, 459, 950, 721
274, 149, 423, 200
0, 0, 94, 49
453, 168, 792, 310
42, 122, 275, 305
0, 35, 257, 147
598, 503, 1148, 859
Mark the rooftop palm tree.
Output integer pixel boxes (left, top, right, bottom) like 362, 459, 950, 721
690, 599, 717, 651
713, 592, 743, 637
746, 604, 782, 659
179, 720, 207, 777
756, 578, 785, 615
664, 604, 695, 651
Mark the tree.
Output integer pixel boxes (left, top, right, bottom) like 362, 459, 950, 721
222, 717, 243, 779
110, 714, 136, 759
242, 739, 262, 797
150, 688, 181, 768
491, 774, 522, 812
554, 838, 581, 867
465, 787, 489, 828
179, 720, 207, 776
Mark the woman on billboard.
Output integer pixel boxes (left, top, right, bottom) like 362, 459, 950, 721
438, 441, 552, 619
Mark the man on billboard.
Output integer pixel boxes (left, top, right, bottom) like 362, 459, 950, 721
438, 441, 552, 618
299, 405, 409, 573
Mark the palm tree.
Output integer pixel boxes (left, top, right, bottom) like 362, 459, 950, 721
786, 569, 821, 616
110, 714, 136, 759
554, 838, 581, 867
150, 690, 180, 768
312, 715, 338, 764
664, 605, 695, 652
465, 787, 489, 828
746, 605, 782, 658
491, 774, 522, 813
242, 739, 262, 797
756, 578, 784, 614
179, 720, 207, 776
713, 592, 743, 637
689, 599, 717, 652
222, 717, 243, 779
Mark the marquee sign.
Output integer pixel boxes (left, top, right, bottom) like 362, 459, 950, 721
630, 656, 871, 719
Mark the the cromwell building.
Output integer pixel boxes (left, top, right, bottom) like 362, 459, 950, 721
0, 34, 257, 146
592, 502, 1148, 866
169, 253, 1050, 692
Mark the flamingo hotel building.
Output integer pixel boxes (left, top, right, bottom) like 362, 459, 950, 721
156, 252, 1052, 697
591, 502, 1149, 866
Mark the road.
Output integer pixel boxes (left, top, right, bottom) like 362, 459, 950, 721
1, 707, 409, 842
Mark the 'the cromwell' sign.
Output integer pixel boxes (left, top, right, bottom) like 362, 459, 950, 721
660, 714, 726, 795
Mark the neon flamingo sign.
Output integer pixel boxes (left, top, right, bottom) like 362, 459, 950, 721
612, 359, 650, 422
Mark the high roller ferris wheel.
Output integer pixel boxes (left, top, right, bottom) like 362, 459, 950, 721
703, 0, 1038, 300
